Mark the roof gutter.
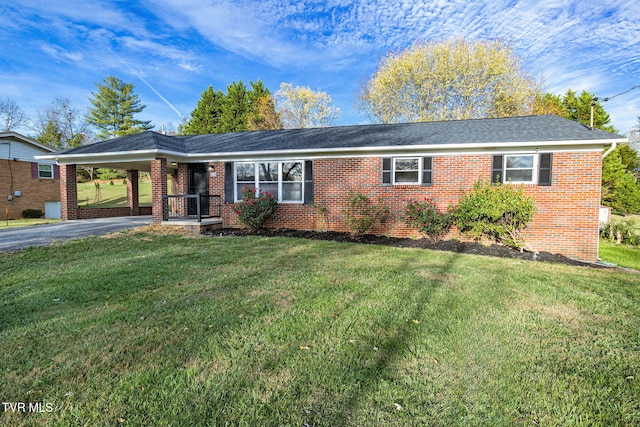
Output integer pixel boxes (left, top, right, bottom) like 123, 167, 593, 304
602, 141, 617, 159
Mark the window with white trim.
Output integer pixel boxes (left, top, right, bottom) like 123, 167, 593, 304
235, 161, 304, 202
382, 157, 433, 186
38, 163, 53, 179
504, 154, 536, 184
493, 153, 552, 186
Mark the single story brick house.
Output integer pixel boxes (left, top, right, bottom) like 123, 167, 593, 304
1, 132, 61, 219
40, 115, 626, 261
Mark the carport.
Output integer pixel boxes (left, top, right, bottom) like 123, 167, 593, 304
37, 132, 222, 228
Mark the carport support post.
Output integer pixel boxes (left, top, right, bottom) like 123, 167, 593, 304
176, 163, 189, 218
126, 169, 140, 216
151, 158, 167, 224
60, 164, 78, 221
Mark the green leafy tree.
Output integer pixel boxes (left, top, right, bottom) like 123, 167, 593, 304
275, 82, 341, 129
86, 76, 153, 139
358, 38, 538, 123
181, 86, 225, 135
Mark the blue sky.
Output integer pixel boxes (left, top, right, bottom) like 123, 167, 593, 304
1, 0, 639, 138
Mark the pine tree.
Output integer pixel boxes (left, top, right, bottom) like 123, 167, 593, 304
86, 76, 153, 139
181, 86, 225, 134
561, 89, 617, 133
182, 80, 281, 134
220, 81, 249, 133
36, 119, 65, 150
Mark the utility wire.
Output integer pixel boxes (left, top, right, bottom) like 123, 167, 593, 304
592, 84, 640, 104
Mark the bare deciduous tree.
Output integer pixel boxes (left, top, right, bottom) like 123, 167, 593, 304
0, 97, 29, 131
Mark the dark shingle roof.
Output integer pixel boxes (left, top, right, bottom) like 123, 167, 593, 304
59, 115, 622, 157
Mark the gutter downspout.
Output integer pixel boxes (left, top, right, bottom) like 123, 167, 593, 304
602, 141, 617, 159
597, 141, 618, 263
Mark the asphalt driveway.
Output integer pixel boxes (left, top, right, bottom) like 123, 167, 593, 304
0, 216, 152, 252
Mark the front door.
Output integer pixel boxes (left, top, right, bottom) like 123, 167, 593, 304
188, 164, 209, 216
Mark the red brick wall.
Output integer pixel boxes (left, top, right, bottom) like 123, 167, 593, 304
151, 158, 167, 224
0, 160, 60, 219
213, 153, 602, 262
60, 164, 78, 220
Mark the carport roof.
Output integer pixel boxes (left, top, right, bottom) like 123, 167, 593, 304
38, 115, 625, 170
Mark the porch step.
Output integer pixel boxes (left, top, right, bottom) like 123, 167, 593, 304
161, 218, 223, 234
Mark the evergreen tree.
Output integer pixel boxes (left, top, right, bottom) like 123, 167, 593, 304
36, 119, 65, 149
182, 80, 281, 134
181, 86, 225, 134
86, 76, 153, 139
220, 81, 249, 133
602, 147, 640, 215
560, 89, 617, 133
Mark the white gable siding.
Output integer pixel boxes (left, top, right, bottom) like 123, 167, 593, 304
0, 139, 56, 164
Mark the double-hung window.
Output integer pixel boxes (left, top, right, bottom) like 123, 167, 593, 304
38, 164, 53, 179
492, 153, 552, 186
505, 155, 535, 183
382, 157, 433, 186
235, 161, 304, 202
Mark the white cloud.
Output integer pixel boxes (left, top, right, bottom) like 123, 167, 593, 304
41, 44, 84, 63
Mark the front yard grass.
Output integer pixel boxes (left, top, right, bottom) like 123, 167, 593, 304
1, 230, 639, 426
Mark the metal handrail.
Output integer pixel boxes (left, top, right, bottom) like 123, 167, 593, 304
162, 194, 222, 222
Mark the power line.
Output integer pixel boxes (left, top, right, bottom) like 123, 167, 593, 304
592, 84, 640, 105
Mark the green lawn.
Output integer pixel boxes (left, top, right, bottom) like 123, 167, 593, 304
1, 231, 639, 426
77, 180, 152, 208
599, 215, 640, 270
600, 240, 640, 270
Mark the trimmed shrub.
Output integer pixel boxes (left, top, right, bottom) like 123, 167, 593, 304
404, 198, 453, 242
22, 209, 44, 218
235, 186, 278, 230
343, 191, 389, 235
454, 180, 535, 251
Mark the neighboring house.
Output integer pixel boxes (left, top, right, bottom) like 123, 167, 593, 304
0, 132, 60, 219
40, 115, 626, 261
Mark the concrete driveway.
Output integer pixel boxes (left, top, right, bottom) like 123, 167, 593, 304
0, 216, 152, 252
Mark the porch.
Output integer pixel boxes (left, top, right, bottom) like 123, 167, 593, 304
161, 193, 224, 233
57, 156, 227, 235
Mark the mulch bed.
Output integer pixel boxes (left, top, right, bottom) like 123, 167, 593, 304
206, 228, 609, 268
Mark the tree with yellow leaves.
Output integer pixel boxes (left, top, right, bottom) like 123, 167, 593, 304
358, 39, 539, 123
